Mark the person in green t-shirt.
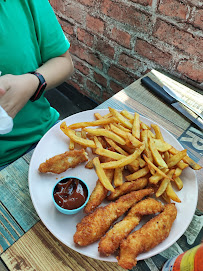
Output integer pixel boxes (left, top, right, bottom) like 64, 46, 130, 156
0, 0, 74, 167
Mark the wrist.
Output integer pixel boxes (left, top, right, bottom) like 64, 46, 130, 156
28, 71, 47, 102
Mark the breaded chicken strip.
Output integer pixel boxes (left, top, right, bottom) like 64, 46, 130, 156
84, 156, 114, 214
107, 177, 148, 201
98, 198, 164, 256
74, 188, 154, 246
38, 149, 88, 174
84, 169, 114, 214
118, 203, 177, 269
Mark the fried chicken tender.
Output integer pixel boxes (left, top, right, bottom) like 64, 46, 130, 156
118, 203, 177, 269
74, 188, 154, 246
98, 198, 164, 256
84, 169, 114, 214
38, 149, 88, 174
107, 177, 148, 201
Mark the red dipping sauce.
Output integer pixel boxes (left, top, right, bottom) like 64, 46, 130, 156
53, 178, 88, 210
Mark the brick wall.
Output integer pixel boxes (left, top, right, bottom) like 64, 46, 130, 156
49, 0, 203, 104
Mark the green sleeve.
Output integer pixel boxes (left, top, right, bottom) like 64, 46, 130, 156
29, 0, 70, 63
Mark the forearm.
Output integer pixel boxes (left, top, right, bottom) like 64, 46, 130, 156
0, 50, 74, 118
36, 50, 74, 90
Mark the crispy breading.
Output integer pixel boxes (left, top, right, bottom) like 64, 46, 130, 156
38, 149, 88, 174
107, 177, 148, 201
73, 188, 154, 246
117, 203, 177, 269
98, 198, 164, 256
84, 169, 114, 214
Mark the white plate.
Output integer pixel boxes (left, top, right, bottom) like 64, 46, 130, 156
28, 109, 197, 263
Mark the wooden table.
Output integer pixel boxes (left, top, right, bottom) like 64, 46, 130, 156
0, 70, 202, 271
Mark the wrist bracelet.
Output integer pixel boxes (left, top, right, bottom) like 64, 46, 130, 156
29, 71, 47, 102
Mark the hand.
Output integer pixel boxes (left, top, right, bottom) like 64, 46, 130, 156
0, 74, 39, 118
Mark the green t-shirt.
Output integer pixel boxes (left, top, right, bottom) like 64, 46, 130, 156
0, 0, 70, 166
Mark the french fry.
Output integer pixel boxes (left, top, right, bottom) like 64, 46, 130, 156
101, 144, 145, 169
149, 168, 169, 184
110, 123, 127, 139
167, 149, 187, 168
114, 123, 131, 133
120, 109, 134, 120
94, 112, 112, 119
84, 128, 126, 145
126, 166, 150, 181
149, 136, 168, 168
143, 155, 172, 180
60, 122, 96, 149
140, 121, 150, 130
69, 139, 75, 150
151, 124, 164, 140
132, 112, 140, 139
169, 147, 202, 170
85, 159, 94, 169
176, 160, 189, 170
137, 156, 146, 168
114, 167, 124, 187
109, 107, 133, 129
95, 148, 125, 160
162, 191, 171, 203
93, 157, 115, 192
156, 169, 175, 197
153, 139, 172, 152
166, 181, 181, 202
174, 167, 182, 178
104, 137, 128, 156
127, 133, 142, 148
68, 117, 117, 129
94, 136, 103, 148
174, 176, 183, 190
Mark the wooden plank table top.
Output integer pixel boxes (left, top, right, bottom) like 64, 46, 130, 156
0, 70, 202, 271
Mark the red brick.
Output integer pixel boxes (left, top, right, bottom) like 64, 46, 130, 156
177, 60, 203, 82
108, 65, 135, 85
131, 0, 152, 6
111, 27, 131, 49
77, 28, 94, 47
110, 81, 123, 94
71, 71, 85, 86
49, 0, 65, 12
153, 20, 203, 59
95, 39, 115, 59
119, 53, 141, 70
94, 72, 108, 88
65, 3, 85, 24
101, 0, 151, 32
86, 79, 101, 97
70, 41, 103, 69
77, 0, 95, 6
185, 0, 203, 8
193, 9, 203, 29
67, 79, 82, 93
73, 60, 90, 75
86, 15, 105, 34
58, 18, 74, 35
158, 0, 188, 20
135, 39, 172, 68
102, 90, 113, 101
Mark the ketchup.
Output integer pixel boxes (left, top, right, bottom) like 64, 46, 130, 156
53, 178, 88, 210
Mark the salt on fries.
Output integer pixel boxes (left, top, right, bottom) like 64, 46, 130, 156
60, 107, 202, 203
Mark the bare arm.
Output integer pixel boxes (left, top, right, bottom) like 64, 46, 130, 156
0, 50, 74, 118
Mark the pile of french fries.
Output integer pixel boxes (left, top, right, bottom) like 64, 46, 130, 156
60, 107, 202, 203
